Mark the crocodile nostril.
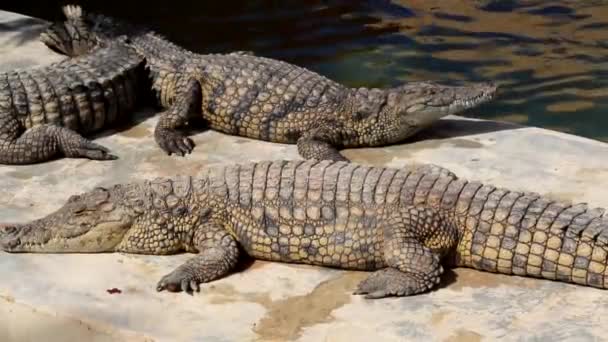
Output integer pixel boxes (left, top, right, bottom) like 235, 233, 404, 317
7, 237, 21, 249
0, 236, 20, 249
0, 225, 17, 235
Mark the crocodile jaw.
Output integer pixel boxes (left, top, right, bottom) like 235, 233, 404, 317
0, 186, 136, 253
399, 81, 498, 128
0, 220, 132, 253
442, 81, 498, 115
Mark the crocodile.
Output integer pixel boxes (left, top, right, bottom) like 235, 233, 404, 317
40, 5, 498, 162
0, 37, 145, 164
2, 159, 607, 298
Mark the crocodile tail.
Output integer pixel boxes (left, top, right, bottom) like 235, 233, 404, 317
448, 181, 608, 289
40, 4, 99, 57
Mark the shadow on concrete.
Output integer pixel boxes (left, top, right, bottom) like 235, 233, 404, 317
407, 116, 524, 143
233, 254, 257, 275
437, 269, 459, 290
0, 16, 48, 46
88, 103, 213, 143
92, 112, 525, 152
88, 107, 159, 140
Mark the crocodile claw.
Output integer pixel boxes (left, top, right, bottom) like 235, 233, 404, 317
156, 267, 200, 293
155, 128, 195, 157
62, 133, 118, 161
76, 141, 118, 160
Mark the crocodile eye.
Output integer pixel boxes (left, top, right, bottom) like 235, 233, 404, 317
72, 203, 87, 214
172, 206, 187, 216
98, 202, 114, 212
91, 187, 110, 205
68, 195, 81, 203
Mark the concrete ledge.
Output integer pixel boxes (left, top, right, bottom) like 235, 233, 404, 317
1, 9, 608, 341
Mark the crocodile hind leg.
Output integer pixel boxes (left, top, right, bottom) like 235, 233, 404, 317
354, 205, 459, 299
156, 221, 239, 293
0, 115, 116, 164
297, 123, 349, 162
154, 77, 200, 156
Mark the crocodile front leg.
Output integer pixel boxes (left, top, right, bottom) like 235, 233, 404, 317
154, 77, 200, 157
354, 205, 459, 298
0, 116, 116, 164
156, 220, 239, 293
297, 122, 348, 162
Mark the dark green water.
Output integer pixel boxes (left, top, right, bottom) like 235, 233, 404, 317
7, 0, 608, 141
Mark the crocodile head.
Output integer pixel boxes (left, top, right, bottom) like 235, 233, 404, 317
0, 178, 207, 254
0, 185, 140, 253
391, 80, 498, 130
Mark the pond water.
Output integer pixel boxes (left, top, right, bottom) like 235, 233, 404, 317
11, 0, 608, 142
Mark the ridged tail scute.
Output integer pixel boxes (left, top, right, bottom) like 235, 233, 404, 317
452, 180, 608, 289
40, 5, 99, 57
42, 4, 188, 67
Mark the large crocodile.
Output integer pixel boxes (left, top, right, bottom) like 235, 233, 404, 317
2, 159, 606, 298
0, 37, 145, 164
41, 5, 498, 162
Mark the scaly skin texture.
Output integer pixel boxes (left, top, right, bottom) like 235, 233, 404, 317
0, 38, 145, 164
2, 160, 607, 298
42, 5, 498, 162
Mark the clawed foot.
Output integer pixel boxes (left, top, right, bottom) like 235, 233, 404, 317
156, 267, 201, 294
57, 125, 118, 160
155, 128, 195, 157
353, 268, 441, 299
65, 140, 117, 161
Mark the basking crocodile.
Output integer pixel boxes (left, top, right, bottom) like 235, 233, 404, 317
2, 159, 607, 298
41, 5, 498, 162
0, 38, 145, 164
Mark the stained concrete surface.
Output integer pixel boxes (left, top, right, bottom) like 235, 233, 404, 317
1, 9, 608, 342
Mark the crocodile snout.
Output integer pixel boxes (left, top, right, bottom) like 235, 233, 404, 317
0, 224, 22, 250
1, 224, 17, 235
1, 237, 21, 249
